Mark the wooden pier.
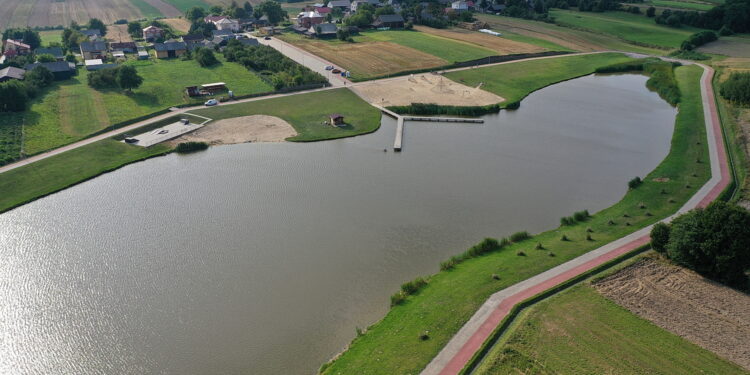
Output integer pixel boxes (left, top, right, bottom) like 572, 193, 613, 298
372, 105, 483, 151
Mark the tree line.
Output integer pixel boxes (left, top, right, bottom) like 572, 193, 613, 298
222, 40, 326, 89
0, 65, 55, 112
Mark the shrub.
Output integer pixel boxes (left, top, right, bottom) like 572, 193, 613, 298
628, 176, 643, 189
387, 103, 501, 117
175, 141, 209, 153
400, 277, 428, 295
718, 25, 733, 36
516, 251, 526, 256
390, 292, 406, 306
573, 210, 590, 222
535, 242, 544, 250
650, 222, 670, 253
466, 238, 501, 257
510, 231, 531, 242
561, 234, 569, 241
560, 216, 575, 226
504, 101, 520, 110
419, 331, 430, 340
720, 72, 750, 106
680, 30, 717, 51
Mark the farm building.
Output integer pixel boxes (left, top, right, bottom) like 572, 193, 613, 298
137, 48, 149, 60
85, 59, 117, 71
215, 17, 241, 32
143, 26, 164, 42
310, 23, 338, 38
327, 0, 351, 10
297, 11, 326, 28
373, 14, 405, 28
24, 61, 76, 81
154, 42, 187, 58
79, 41, 107, 60
329, 114, 345, 126
201, 82, 227, 93
0, 66, 25, 82
34, 47, 64, 61
3, 39, 31, 58
109, 42, 137, 53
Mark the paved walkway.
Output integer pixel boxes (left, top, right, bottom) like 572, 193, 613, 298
420, 63, 730, 375
252, 35, 351, 87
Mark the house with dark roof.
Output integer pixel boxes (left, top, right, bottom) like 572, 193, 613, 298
109, 42, 137, 53
153, 41, 187, 58
309, 23, 338, 38
212, 29, 235, 38
327, 0, 351, 10
182, 34, 205, 43
80, 41, 107, 60
34, 47, 64, 61
80, 29, 102, 39
373, 14, 405, 28
24, 61, 76, 80
0, 66, 25, 82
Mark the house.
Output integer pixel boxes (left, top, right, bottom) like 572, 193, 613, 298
24, 61, 76, 80
215, 17, 240, 32
142, 26, 164, 42
451, 0, 468, 11
236, 38, 259, 47
351, 0, 380, 12
212, 29, 235, 39
373, 14, 405, 28
79, 41, 107, 60
109, 42, 137, 53
3, 39, 31, 58
80, 29, 102, 39
297, 11, 326, 28
315, 6, 332, 14
182, 34, 205, 43
309, 23, 338, 38
238, 17, 257, 31
204, 15, 227, 23
0, 66, 25, 82
111, 50, 126, 59
153, 41, 187, 58
34, 47, 64, 61
329, 113, 345, 126
327, 0, 351, 10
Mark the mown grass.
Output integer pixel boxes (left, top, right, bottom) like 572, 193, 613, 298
0, 139, 170, 214
193, 88, 381, 142
161, 0, 209, 12
8, 57, 272, 155
358, 30, 497, 63
445, 52, 637, 104
474, 285, 746, 374
320, 64, 710, 375
39, 30, 62, 47
550, 9, 702, 49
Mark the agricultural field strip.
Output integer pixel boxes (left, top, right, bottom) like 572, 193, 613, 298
420, 61, 728, 375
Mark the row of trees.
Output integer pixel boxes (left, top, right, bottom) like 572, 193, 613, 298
0, 65, 55, 112
185, 1, 286, 25
87, 65, 143, 92
651, 202, 750, 290
222, 40, 326, 89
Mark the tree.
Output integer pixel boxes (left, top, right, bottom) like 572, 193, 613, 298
650, 222, 670, 253
36, 53, 56, 63
345, 10, 374, 27
26, 65, 54, 88
186, 6, 207, 22
2, 28, 42, 50
244, 1, 253, 13
375, 5, 395, 16
65, 54, 77, 63
116, 65, 143, 92
88, 18, 107, 35
0, 80, 29, 112
665, 202, 750, 288
62, 28, 87, 50
127, 21, 142, 38
720, 72, 750, 105
210, 5, 224, 15
256, 1, 287, 25
646, 6, 656, 17
189, 19, 217, 37
195, 47, 219, 67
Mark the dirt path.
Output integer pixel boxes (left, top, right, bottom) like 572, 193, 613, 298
595, 258, 750, 370
170, 115, 298, 145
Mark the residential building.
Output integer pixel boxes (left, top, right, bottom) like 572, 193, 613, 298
309, 23, 338, 37
34, 47, 64, 61
24, 61, 76, 80
153, 41, 187, 58
79, 41, 107, 60
451, 1, 469, 10
327, 0, 351, 11
297, 11, 326, 28
351, 0, 380, 12
373, 14, 405, 28
215, 17, 240, 32
0, 66, 25, 82
142, 26, 164, 42
3, 39, 31, 58
80, 29, 102, 40
108, 42, 137, 53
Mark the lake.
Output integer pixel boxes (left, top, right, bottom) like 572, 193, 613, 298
0, 74, 676, 374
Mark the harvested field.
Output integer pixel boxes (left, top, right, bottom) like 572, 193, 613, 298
352, 73, 504, 107
278, 35, 448, 80
698, 37, 750, 58
161, 17, 192, 33
107, 25, 134, 43
0, 0, 23, 30
1, 0, 167, 29
414, 26, 545, 55
595, 258, 750, 370
172, 115, 298, 145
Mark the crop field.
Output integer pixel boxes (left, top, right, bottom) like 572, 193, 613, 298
474, 14, 664, 55
161, 0, 209, 12
549, 9, 701, 49
474, 285, 746, 374
13, 57, 271, 155
413, 26, 547, 54
357, 30, 497, 63
647, 0, 715, 10
278, 33, 448, 80
698, 36, 750, 57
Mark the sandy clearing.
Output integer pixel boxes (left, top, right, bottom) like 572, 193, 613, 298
171, 115, 298, 145
352, 73, 504, 107
595, 258, 750, 370
161, 17, 192, 33
414, 26, 545, 55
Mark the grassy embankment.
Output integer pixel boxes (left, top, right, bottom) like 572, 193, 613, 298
0, 56, 271, 158
474, 282, 746, 374
193, 88, 380, 141
0, 88, 377, 213
549, 9, 702, 50
320, 63, 711, 375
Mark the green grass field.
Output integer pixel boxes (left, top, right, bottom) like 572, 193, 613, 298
550, 9, 701, 49
129, 0, 165, 18
0, 139, 170, 214
11, 56, 271, 155
648, 0, 715, 11
474, 285, 746, 374
445, 52, 636, 104
0, 113, 23, 165
320, 63, 710, 375
39, 30, 62, 47
194, 88, 381, 141
358, 30, 496, 63
162, 0, 210, 12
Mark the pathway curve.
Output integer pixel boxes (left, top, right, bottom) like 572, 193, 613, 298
420, 63, 730, 375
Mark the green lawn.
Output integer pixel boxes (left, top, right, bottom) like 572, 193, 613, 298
193, 88, 381, 142
129, 0, 165, 18
0, 139, 170, 213
648, 0, 716, 10
357, 30, 497, 63
161, 0, 209, 12
39, 30, 62, 47
550, 9, 702, 49
475, 285, 746, 374
321, 63, 710, 375
445, 52, 636, 104
13, 57, 271, 155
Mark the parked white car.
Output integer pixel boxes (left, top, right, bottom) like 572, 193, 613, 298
204, 99, 218, 106
325, 65, 334, 70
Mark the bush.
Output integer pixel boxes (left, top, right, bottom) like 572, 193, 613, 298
650, 222, 670, 252
668, 50, 710, 61
390, 292, 406, 306
195, 47, 219, 67
720, 72, 750, 105
387, 103, 501, 117
680, 30, 717, 51
628, 176, 643, 189
175, 141, 209, 153
560, 216, 575, 226
504, 101, 520, 110
510, 231, 531, 242
466, 238, 501, 257
573, 210, 590, 222
718, 25, 734, 36
401, 277, 428, 295
664, 202, 750, 288
88, 67, 120, 89
646, 6, 656, 17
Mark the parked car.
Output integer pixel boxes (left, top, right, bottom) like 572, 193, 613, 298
325, 65, 334, 70
124, 138, 139, 144
205, 99, 218, 106
331, 69, 341, 74
264, 36, 271, 40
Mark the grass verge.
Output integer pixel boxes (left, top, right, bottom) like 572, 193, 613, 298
320, 64, 710, 375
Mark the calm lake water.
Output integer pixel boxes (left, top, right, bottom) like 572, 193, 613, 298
0, 74, 676, 374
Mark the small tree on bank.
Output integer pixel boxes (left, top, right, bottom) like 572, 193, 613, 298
116, 65, 143, 92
